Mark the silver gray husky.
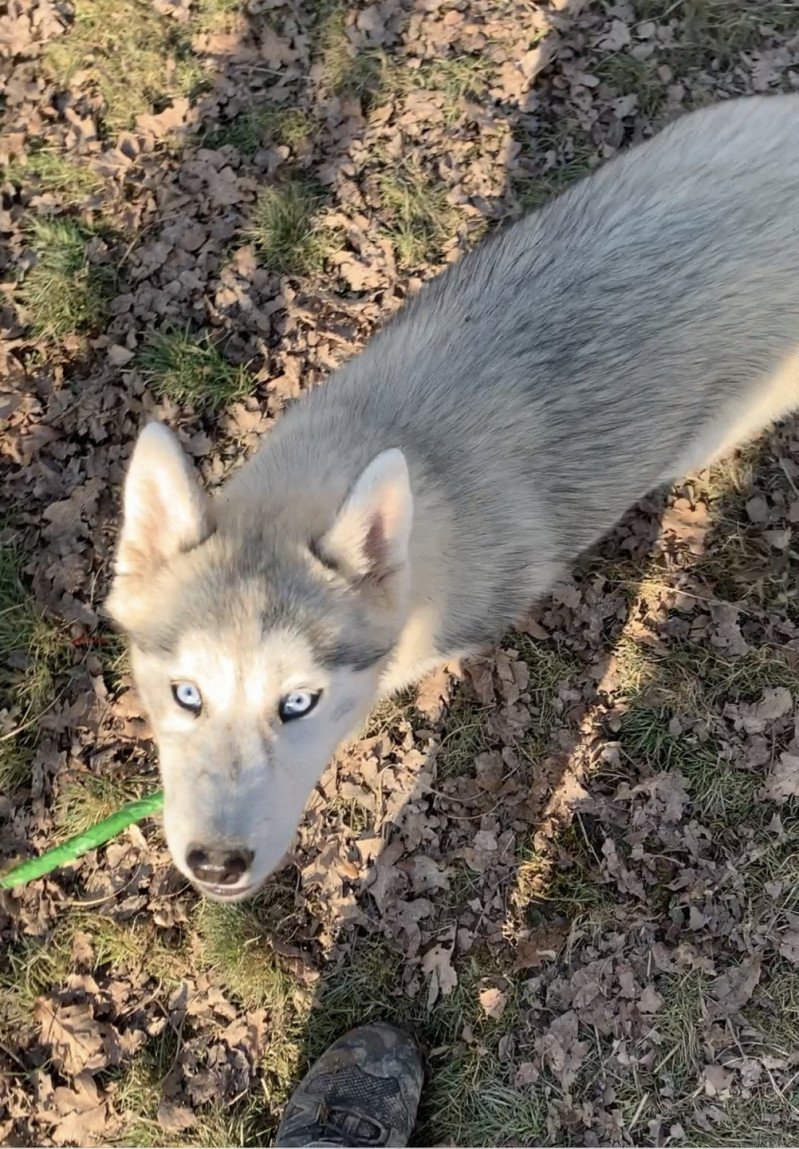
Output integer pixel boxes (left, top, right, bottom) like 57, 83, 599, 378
108, 95, 799, 901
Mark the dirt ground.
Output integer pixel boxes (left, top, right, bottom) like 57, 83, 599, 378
2, 0, 799, 1145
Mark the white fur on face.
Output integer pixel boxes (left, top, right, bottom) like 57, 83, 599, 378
132, 626, 383, 897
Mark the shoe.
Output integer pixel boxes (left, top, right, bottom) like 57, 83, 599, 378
274, 1022, 424, 1148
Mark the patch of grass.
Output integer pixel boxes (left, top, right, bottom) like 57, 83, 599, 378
378, 161, 457, 268
18, 217, 115, 339
654, 969, 711, 1087
113, 1027, 181, 1147
138, 329, 253, 413
94, 629, 130, 693
115, 1026, 270, 1147
204, 104, 316, 158
432, 690, 488, 780
248, 181, 340, 277
56, 772, 149, 837
595, 52, 666, 118
422, 56, 491, 108
632, 0, 798, 70
313, 11, 491, 119
44, 0, 205, 135
195, 899, 298, 1011
7, 147, 104, 203
424, 1072, 548, 1147
512, 819, 610, 928
615, 633, 799, 713
513, 117, 597, 212
88, 917, 187, 984
0, 540, 72, 791
314, 3, 385, 100
192, 0, 247, 33
194, 896, 308, 1108
687, 444, 799, 617
618, 704, 760, 826
0, 924, 76, 1041
0, 880, 182, 1046
362, 687, 415, 739
516, 636, 577, 759
515, 162, 592, 212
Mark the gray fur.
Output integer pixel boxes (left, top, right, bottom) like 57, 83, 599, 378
224, 94, 799, 665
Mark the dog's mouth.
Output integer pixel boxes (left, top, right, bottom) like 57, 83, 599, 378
197, 881, 255, 903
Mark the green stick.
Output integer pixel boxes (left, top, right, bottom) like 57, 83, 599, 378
0, 791, 164, 890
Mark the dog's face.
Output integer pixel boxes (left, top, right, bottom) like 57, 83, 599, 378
107, 423, 413, 901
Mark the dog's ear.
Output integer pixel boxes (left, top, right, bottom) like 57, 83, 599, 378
317, 449, 413, 585
107, 423, 212, 619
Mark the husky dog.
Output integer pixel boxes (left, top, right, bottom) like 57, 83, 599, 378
108, 95, 799, 901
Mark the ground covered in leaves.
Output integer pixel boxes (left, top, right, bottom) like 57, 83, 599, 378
2, 0, 799, 1144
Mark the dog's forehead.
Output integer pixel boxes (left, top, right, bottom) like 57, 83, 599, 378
131, 531, 393, 672
174, 624, 319, 682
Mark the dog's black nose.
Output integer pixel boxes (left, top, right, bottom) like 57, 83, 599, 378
186, 844, 254, 886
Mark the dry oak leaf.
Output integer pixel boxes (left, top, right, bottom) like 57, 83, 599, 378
35, 997, 123, 1076
157, 1100, 197, 1133
761, 753, 799, 803
710, 955, 761, 1016
479, 986, 508, 1020
638, 984, 664, 1014
50, 1072, 111, 1145
535, 1010, 588, 1091
421, 943, 458, 1008
779, 929, 799, 965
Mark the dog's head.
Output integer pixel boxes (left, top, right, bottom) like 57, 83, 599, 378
107, 423, 413, 901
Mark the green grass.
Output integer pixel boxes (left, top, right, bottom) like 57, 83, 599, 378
378, 161, 457, 268
618, 705, 760, 826
380, 55, 493, 123
89, 916, 187, 984
513, 117, 597, 212
312, 1, 493, 117
421, 56, 491, 109
18, 218, 115, 339
313, 3, 385, 101
204, 104, 316, 158
0, 924, 76, 1042
138, 329, 254, 412
632, 0, 798, 70
195, 900, 299, 1015
432, 691, 489, 780
248, 181, 340, 277
192, 0, 247, 33
7, 148, 104, 202
44, 0, 206, 135
614, 630, 799, 710
56, 772, 150, 837
194, 896, 306, 1110
516, 636, 577, 759
511, 819, 611, 931
0, 541, 72, 791
115, 1030, 271, 1147
594, 52, 666, 118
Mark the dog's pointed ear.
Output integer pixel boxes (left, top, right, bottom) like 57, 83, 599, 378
317, 449, 413, 584
107, 423, 212, 620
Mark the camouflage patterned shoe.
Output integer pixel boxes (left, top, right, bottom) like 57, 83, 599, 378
275, 1023, 424, 1148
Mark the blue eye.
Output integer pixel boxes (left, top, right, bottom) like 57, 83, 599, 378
172, 681, 202, 713
279, 690, 321, 722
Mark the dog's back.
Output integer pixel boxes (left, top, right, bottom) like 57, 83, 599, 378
234, 94, 799, 650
